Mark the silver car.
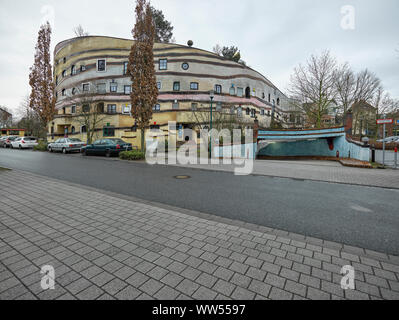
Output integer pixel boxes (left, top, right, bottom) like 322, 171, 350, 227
48, 138, 86, 154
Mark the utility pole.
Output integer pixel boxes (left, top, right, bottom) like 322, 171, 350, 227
383, 114, 386, 167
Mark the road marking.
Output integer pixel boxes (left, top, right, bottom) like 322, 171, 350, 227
350, 205, 373, 213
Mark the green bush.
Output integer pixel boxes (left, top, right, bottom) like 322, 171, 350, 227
119, 150, 146, 161
33, 141, 48, 152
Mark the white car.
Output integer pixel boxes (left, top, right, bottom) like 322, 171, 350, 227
11, 137, 38, 149
377, 136, 399, 143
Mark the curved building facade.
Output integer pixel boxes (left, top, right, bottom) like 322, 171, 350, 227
50, 36, 289, 145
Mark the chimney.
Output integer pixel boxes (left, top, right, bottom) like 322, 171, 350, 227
344, 111, 353, 137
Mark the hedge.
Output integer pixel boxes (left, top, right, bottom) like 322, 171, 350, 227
119, 150, 146, 161
33, 141, 48, 152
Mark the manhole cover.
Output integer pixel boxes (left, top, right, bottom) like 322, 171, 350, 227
174, 175, 191, 180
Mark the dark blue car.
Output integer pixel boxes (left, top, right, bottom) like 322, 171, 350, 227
82, 139, 133, 157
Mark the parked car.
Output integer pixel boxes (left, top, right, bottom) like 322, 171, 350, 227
377, 136, 399, 143
0, 136, 8, 148
10, 137, 38, 149
48, 138, 86, 154
82, 139, 133, 157
1, 136, 19, 148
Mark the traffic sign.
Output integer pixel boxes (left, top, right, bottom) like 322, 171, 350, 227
377, 119, 393, 125
396, 119, 399, 125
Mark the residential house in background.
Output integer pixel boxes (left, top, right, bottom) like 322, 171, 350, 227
349, 100, 377, 137
0, 106, 12, 129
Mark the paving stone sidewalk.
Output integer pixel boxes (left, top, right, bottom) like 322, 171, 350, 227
0, 169, 398, 300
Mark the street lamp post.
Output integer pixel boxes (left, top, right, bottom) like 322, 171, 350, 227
209, 90, 214, 159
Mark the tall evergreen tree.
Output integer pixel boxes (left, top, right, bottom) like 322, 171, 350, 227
29, 22, 55, 139
128, 0, 159, 152
150, 6, 174, 43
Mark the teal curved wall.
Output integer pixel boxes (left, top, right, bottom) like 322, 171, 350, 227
258, 136, 370, 161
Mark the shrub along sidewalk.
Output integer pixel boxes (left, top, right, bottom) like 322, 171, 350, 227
119, 150, 146, 161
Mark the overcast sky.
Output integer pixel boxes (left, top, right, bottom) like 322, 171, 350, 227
0, 0, 398, 115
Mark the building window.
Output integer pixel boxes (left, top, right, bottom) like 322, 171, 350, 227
267, 110, 271, 116
150, 125, 161, 132
245, 87, 251, 98
97, 59, 106, 72
72, 88, 77, 95
251, 109, 256, 118
159, 59, 167, 70
182, 62, 189, 70
71, 126, 75, 134
191, 103, 198, 111
124, 85, 131, 95
81, 125, 87, 134
62, 70, 67, 78
110, 82, 118, 93
107, 104, 117, 114
82, 104, 90, 113
157, 82, 162, 90
237, 107, 243, 117
123, 62, 128, 75
97, 83, 106, 94
56, 76, 58, 85
103, 127, 115, 137
82, 83, 90, 92
246, 108, 250, 116
63, 57, 66, 64
71, 105, 76, 114
62, 89, 66, 96
122, 104, 131, 114
172, 101, 179, 110
153, 104, 161, 112
261, 109, 265, 116
229, 85, 235, 95
173, 82, 180, 91
237, 87, 244, 97
216, 102, 222, 112
190, 82, 199, 90
268, 94, 271, 103
277, 98, 280, 106
80, 65, 86, 72
97, 103, 104, 113
215, 85, 222, 94
71, 65, 76, 75
63, 107, 66, 114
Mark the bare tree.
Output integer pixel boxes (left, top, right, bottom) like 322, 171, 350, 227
189, 105, 250, 141
212, 44, 222, 56
333, 63, 356, 116
64, 86, 106, 144
15, 96, 46, 137
73, 25, 89, 37
0, 106, 13, 128
353, 69, 381, 103
289, 51, 338, 128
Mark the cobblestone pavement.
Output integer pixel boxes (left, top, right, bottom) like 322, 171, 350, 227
1, 170, 398, 300
169, 159, 399, 189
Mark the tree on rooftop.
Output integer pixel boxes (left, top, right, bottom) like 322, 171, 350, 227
213, 44, 246, 65
28, 22, 55, 140
73, 25, 89, 37
150, 6, 174, 43
129, 0, 159, 152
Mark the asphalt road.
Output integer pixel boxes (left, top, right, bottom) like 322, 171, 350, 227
1, 148, 399, 256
